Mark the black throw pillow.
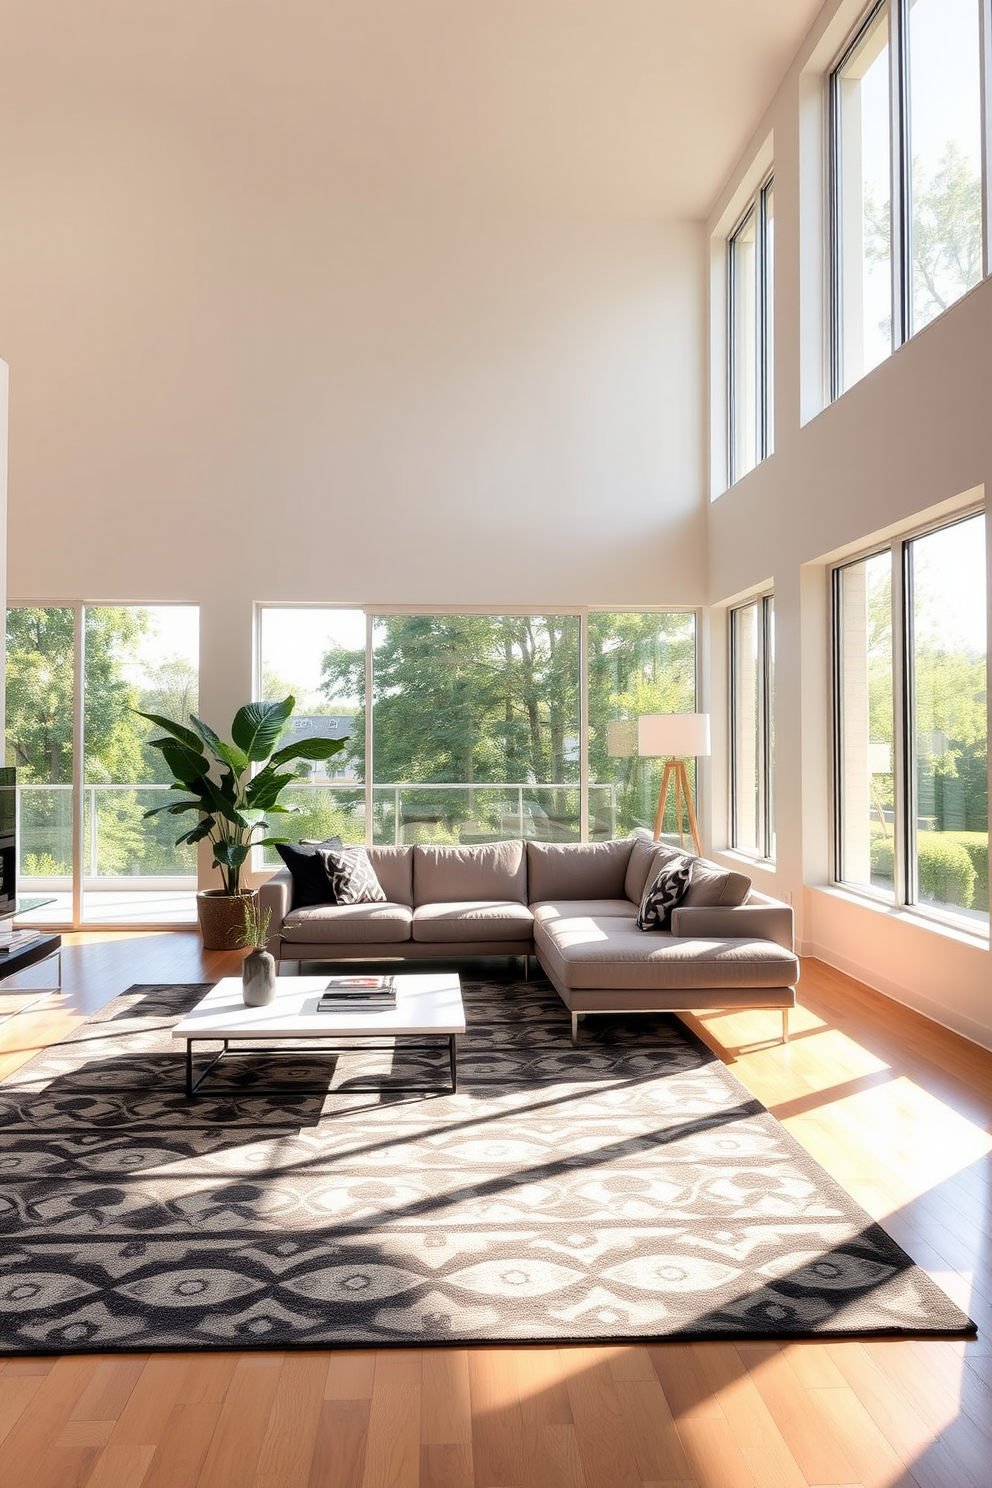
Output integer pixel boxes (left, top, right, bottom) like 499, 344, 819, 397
636, 858, 692, 931
274, 837, 344, 908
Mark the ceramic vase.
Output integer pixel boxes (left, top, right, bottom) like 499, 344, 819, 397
242, 947, 277, 1006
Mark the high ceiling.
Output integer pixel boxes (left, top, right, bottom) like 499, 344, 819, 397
1, 1, 824, 217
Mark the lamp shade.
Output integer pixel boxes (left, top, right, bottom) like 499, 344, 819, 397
637, 712, 711, 758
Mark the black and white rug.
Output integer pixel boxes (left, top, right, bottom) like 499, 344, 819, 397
0, 979, 975, 1353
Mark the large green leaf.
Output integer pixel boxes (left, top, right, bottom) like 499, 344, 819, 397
175, 817, 215, 847
134, 710, 203, 752
269, 735, 349, 767
190, 715, 250, 776
244, 768, 301, 811
203, 775, 250, 829
158, 742, 211, 787
142, 798, 201, 820
213, 840, 250, 869
231, 697, 294, 762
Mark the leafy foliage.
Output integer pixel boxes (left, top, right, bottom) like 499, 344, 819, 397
140, 697, 348, 894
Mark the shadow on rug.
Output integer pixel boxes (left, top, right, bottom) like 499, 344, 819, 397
0, 978, 975, 1352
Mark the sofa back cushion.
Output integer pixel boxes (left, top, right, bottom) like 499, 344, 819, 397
683, 857, 752, 907
527, 839, 634, 904
624, 838, 684, 904
414, 840, 527, 905
367, 845, 414, 905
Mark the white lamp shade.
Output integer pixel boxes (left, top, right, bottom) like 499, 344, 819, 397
637, 712, 711, 758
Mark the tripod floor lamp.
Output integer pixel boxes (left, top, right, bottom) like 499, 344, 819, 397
637, 713, 711, 855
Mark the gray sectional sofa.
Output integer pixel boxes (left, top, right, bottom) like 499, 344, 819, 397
259, 836, 799, 1043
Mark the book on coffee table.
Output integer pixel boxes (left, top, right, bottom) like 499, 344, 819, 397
318, 975, 397, 1009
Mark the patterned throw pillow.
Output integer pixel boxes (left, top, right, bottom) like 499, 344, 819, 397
274, 838, 344, 908
318, 846, 387, 906
636, 858, 692, 931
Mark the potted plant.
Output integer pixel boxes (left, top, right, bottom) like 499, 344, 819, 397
138, 696, 347, 949
238, 897, 276, 1005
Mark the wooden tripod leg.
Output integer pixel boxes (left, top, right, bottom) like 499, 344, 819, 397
653, 761, 675, 840
678, 760, 703, 856
673, 763, 685, 848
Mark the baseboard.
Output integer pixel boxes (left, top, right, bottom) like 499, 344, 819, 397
800, 939, 992, 1053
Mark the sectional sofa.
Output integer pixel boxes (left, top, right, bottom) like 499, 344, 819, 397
259, 836, 799, 1043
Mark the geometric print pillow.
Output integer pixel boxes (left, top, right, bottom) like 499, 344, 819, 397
318, 846, 388, 906
636, 857, 692, 931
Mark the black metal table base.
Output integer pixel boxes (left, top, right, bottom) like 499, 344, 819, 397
184, 1034, 458, 1098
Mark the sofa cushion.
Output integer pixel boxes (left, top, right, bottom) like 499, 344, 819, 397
623, 838, 680, 904
412, 901, 534, 943
318, 845, 387, 905
527, 839, 633, 904
281, 902, 413, 944
366, 845, 414, 906
532, 900, 636, 922
414, 841, 527, 905
683, 857, 752, 908
637, 858, 692, 930
274, 837, 343, 908
535, 914, 799, 990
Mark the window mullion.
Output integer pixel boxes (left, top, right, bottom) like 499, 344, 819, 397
891, 542, 912, 905
981, 0, 992, 279
72, 603, 84, 931
889, 0, 910, 348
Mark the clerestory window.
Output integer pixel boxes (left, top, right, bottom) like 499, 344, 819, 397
728, 175, 775, 484
830, 0, 988, 396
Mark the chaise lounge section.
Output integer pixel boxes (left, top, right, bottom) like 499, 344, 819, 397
259, 836, 799, 1043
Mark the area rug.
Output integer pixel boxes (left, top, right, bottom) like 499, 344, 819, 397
0, 979, 975, 1352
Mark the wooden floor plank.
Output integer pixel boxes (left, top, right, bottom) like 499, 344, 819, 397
422, 1349, 473, 1447
194, 1358, 284, 1487
560, 1346, 643, 1488
141, 1402, 223, 1488
252, 1354, 327, 1488
306, 1399, 370, 1488
467, 1348, 528, 1488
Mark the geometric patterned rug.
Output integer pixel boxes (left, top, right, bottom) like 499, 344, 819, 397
0, 979, 975, 1353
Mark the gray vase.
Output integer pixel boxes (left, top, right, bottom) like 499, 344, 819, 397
242, 947, 277, 1006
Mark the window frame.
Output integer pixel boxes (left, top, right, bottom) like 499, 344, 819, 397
831, 507, 988, 932
729, 591, 776, 862
727, 172, 775, 485
829, 0, 992, 400
253, 603, 702, 850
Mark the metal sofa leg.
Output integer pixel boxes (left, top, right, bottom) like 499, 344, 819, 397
782, 1008, 790, 1043
571, 1012, 579, 1046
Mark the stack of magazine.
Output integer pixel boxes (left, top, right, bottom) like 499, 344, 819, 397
317, 974, 397, 1011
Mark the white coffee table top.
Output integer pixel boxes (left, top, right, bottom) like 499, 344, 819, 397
172, 972, 465, 1041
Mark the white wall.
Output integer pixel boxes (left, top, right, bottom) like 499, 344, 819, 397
0, 99, 706, 726
706, 0, 992, 1048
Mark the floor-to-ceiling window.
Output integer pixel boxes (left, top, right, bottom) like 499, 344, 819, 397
4, 607, 76, 925
833, 510, 988, 927
256, 607, 698, 850
5, 604, 200, 927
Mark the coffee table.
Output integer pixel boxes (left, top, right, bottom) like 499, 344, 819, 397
172, 972, 465, 1097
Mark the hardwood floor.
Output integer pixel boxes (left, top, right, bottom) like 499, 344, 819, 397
0, 933, 990, 1488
